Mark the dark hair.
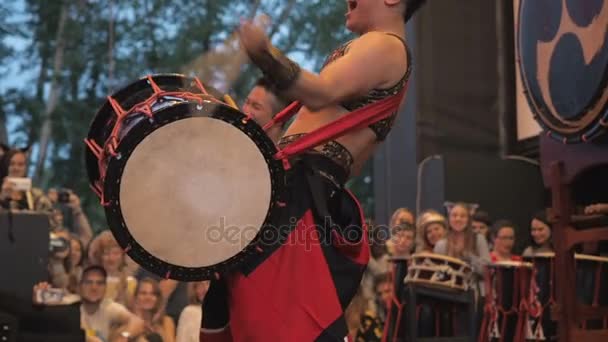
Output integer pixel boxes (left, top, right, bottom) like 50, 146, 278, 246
529, 210, 553, 249
69, 236, 85, 267
491, 220, 515, 240
472, 210, 491, 226
532, 209, 551, 227
0, 148, 29, 180
81, 265, 107, 281
404, 0, 427, 22
391, 222, 415, 236
254, 77, 290, 114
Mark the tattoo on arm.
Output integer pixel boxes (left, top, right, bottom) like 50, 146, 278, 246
247, 45, 301, 92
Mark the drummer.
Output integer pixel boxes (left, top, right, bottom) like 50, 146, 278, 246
242, 77, 289, 143
489, 220, 521, 262
522, 211, 553, 257
201, 0, 428, 340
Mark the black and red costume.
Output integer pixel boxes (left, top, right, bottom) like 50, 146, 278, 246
201, 33, 411, 342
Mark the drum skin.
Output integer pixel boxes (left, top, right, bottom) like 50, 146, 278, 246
517, 0, 608, 143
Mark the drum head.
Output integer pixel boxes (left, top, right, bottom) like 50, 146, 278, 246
102, 101, 285, 280
517, 0, 608, 142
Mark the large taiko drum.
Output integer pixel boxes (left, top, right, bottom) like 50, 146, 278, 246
517, 0, 608, 143
84, 74, 286, 281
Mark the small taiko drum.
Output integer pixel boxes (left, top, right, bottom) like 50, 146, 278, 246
84, 74, 286, 281
522, 252, 608, 339
482, 260, 534, 342
404, 252, 473, 291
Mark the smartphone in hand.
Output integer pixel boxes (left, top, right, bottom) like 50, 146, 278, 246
6, 177, 32, 192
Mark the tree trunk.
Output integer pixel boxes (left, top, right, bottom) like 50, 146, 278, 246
32, 3, 69, 184
268, 0, 297, 39
107, 0, 116, 93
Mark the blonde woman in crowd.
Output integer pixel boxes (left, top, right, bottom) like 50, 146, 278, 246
89, 230, 137, 306
415, 209, 447, 252
434, 202, 490, 296
176, 281, 209, 342
131, 278, 176, 342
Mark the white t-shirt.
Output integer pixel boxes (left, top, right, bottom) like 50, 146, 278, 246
176, 305, 202, 342
81, 299, 131, 341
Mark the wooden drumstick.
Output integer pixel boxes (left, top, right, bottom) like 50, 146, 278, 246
181, 12, 271, 94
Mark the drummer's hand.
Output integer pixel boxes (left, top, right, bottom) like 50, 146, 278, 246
585, 203, 608, 215
238, 18, 271, 59
1, 178, 14, 200
32, 282, 51, 304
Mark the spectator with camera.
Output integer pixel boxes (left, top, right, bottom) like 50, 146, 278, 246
35, 265, 145, 342
48, 187, 93, 245
0, 148, 52, 212
48, 231, 73, 290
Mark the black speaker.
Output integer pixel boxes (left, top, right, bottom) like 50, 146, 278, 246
0, 310, 18, 342
417, 154, 547, 253
0, 212, 49, 301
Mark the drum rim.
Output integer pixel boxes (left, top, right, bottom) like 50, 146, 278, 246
515, 0, 608, 143
410, 252, 470, 267
404, 278, 469, 292
523, 252, 608, 263
102, 101, 286, 281
85, 74, 224, 189
490, 260, 534, 269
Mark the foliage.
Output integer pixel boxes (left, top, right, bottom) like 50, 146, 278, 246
0, 0, 375, 229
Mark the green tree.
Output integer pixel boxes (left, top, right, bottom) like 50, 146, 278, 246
1, 0, 378, 229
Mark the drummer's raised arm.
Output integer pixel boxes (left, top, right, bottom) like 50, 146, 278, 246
238, 23, 408, 112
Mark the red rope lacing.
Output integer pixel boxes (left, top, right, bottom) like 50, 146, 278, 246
84, 75, 228, 205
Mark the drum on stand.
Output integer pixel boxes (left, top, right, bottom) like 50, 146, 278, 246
523, 253, 557, 341
574, 254, 608, 330
481, 261, 534, 342
384, 256, 409, 342
524, 252, 608, 339
84, 74, 286, 281
405, 253, 473, 292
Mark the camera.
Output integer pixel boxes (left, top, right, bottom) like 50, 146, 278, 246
6, 177, 32, 192
49, 233, 69, 254
57, 188, 71, 203
35, 287, 65, 305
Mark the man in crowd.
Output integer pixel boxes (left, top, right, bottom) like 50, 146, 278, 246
35, 265, 144, 342
242, 77, 289, 143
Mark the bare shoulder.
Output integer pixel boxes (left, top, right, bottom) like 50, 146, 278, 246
349, 32, 408, 59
